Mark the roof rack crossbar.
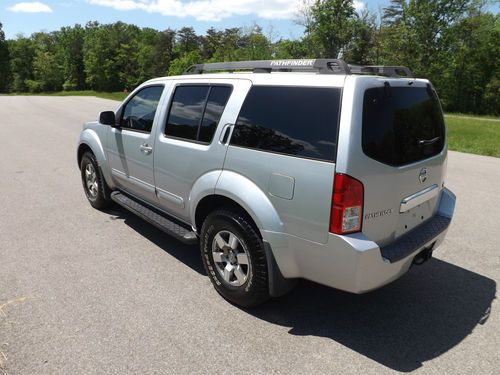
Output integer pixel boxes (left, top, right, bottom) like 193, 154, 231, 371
183, 59, 413, 78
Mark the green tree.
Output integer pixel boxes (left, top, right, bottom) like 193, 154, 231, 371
0, 23, 10, 92
343, 10, 376, 64
26, 50, 63, 92
237, 26, 272, 60
274, 39, 310, 59
379, 0, 474, 74
136, 28, 175, 82
24, 31, 64, 92
168, 50, 202, 76
306, 0, 357, 58
174, 27, 199, 56
8, 36, 35, 92
201, 27, 223, 60
443, 12, 499, 114
209, 28, 242, 61
83, 22, 139, 91
378, 0, 495, 114
58, 25, 86, 90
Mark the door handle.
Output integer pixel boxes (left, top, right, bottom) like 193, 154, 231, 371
140, 143, 153, 154
220, 123, 234, 145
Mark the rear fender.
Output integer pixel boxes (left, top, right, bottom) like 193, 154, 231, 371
214, 170, 284, 238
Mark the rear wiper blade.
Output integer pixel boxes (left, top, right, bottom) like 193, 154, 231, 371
418, 137, 440, 146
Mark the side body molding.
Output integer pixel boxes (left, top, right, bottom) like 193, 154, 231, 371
213, 170, 284, 237
78, 126, 116, 189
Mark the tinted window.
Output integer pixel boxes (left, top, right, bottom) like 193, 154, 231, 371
121, 86, 164, 132
165, 86, 209, 141
231, 86, 340, 161
165, 85, 231, 143
362, 86, 445, 166
199, 86, 232, 143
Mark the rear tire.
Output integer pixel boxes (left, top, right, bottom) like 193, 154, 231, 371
80, 152, 111, 210
200, 209, 270, 307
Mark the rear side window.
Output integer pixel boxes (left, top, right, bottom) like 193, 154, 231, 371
362, 86, 445, 166
231, 86, 341, 161
199, 86, 232, 143
165, 85, 232, 143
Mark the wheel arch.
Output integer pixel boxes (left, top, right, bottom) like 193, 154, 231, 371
77, 129, 114, 189
77, 143, 93, 169
195, 195, 261, 237
193, 170, 284, 238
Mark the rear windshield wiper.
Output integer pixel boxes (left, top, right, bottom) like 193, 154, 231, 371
418, 137, 440, 146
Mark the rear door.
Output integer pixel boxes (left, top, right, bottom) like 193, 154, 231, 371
338, 78, 447, 246
153, 78, 251, 222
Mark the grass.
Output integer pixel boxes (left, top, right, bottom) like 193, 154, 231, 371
444, 114, 500, 158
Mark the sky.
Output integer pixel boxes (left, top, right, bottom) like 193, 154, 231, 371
0, 0, 394, 40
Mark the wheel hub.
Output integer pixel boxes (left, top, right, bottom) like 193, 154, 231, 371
84, 163, 98, 199
228, 250, 237, 264
211, 230, 251, 287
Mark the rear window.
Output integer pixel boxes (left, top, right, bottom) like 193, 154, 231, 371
362, 85, 445, 166
231, 86, 341, 161
165, 85, 232, 143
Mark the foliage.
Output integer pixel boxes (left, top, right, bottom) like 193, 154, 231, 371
0, 23, 10, 92
0, 0, 498, 115
306, 0, 357, 58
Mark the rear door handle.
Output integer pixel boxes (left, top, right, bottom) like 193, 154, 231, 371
220, 123, 234, 145
140, 143, 153, 154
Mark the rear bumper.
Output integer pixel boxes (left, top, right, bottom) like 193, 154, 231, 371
263, 188, 456, 293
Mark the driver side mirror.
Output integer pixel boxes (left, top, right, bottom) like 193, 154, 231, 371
99, 111, 118, 127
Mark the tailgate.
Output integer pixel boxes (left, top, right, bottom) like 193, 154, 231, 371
340, 78, 447, 246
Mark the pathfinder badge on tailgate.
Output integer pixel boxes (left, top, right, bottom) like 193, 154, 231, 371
365, 209, 393, 220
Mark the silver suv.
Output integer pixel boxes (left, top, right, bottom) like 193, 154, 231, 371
77, 59, 456, 306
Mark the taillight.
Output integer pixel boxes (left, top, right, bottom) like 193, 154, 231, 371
330, 173, 364, 234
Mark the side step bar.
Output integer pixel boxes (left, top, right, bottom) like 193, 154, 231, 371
110, 191, 198, 245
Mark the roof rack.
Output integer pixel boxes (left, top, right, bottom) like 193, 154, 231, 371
183, 59, 413, 78
348, 64, 413, 78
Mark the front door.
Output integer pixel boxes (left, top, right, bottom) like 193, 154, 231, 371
107, 85, 165, 202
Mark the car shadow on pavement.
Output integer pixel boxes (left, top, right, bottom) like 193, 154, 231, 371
102, 207, 496, 372
105, 207, 206, 275
249, 258, 496, 372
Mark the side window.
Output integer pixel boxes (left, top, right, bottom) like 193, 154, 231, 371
165, 85, 232, 143
121, 86, 164, 133
199, 86, 232, 143
231, 86, 341, 161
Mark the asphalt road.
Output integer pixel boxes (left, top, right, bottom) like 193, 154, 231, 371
0, 96, 498, 374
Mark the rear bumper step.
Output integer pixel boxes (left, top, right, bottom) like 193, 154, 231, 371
380, 214, 451, 263
110, 191, 198, 245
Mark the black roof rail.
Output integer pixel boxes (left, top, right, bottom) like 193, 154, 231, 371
347, 64, 413, 78
183, 59, 413, 78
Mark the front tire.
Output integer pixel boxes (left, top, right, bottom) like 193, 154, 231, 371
80, 152, 111, 209
200, 209, 270, 307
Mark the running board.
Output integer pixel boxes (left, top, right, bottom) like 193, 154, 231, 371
110, 191, 198, 245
